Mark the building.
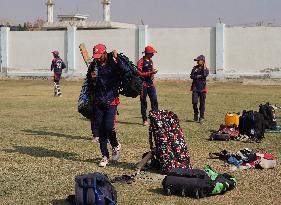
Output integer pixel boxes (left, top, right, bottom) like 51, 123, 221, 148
57, 14, 89, 22
43, 0, 136, 30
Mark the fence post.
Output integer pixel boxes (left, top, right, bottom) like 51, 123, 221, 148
66, 26, 76, 77
0, 27, 10, 76
216, 23, 225, 79
138, 25, 148, 62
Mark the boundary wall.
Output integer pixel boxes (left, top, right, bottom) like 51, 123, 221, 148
1, 24, 281, 79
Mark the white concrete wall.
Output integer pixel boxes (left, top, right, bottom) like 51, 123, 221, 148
1, 26, 281, 79
75, 29, 138, 76
149, 27, 216, 78
9, 30, 65, 73
225, 27, 281, 74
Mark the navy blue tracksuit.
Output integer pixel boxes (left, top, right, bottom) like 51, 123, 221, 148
190, 65, 209, 119
90, 56, 129, 158
137, 58, 158, 122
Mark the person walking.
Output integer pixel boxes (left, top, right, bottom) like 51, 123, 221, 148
50, 50, 66, 97
89, 43, 129, 167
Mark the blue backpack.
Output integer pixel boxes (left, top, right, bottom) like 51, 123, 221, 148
74, 172, 117, 205
78, 77, 94, 119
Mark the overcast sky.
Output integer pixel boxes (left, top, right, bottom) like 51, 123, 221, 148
1, 0, 281, 27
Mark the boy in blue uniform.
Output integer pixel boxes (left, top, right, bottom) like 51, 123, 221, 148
90, 44, 129, 167
190, 55, 209, 124
50, 50, 66, 97
137, 46, 159, 126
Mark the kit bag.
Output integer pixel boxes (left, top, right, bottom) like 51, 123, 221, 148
149, 110, 191, 174
259, 102, 277, 130
78, 77, 94, 119
209, 124, 239, 141
107, 52, 143, 98
239, 110, 265, 141
75, 173, 117, 205
162, 166, 237, 198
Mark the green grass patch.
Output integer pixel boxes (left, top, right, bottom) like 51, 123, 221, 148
0, 79, 280, 205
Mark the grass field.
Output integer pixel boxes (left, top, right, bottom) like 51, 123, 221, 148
0, 79, 280, 205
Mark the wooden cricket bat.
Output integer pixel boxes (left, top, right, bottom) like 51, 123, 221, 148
135, 151, 153, 172
79, 43, 90, 67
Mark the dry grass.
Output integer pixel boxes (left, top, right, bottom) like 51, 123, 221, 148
0, 79, 280, 205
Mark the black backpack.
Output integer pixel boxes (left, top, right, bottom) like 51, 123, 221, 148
72, 172, 117, 205
77, 52, 143, 118
77, 60, 99, 119
239, 110, 265, 141
259, 103, 277, 130
78, 77, 94, 119
108, 53, 143, 98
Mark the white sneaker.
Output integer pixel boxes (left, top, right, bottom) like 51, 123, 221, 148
99, 156, 109, 167
112, 144, 121, 161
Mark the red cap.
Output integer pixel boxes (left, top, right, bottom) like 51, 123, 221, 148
144, 46, 157, 54
52, 50, 59, 55
93, 44, 107, 59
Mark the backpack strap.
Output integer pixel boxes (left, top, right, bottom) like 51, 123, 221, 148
149, 125, 154, 150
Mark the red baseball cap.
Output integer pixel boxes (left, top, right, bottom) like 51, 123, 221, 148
144, 46, 157, 54
93, 44, 107, 59
52, 50, 59, 55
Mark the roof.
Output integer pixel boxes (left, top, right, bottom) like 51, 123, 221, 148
57, 14, 89, 21
0, 21, 18, 27
43, 20, 137, 30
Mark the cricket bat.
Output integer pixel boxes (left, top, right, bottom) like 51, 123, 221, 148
79, 43, 90, 67
135, 151, 153, 172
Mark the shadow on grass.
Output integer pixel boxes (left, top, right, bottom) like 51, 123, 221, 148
3, 146, 78, 160
132, 116, 142, 119
147, 187, 166, 195
51, 199, 69, 205
116, 121, 143, 125
185, 119, 196, 123
22, 129, 90, 141
109, 160, 137, 170
83, 158, 136, 170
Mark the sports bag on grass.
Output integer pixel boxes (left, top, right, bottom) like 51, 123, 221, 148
149, 110, 191, 174
74, 172, 117, 205
259, 102, 277, 130
209, 124, 239, 141
162, 166, 236, 198
239, 110, 265, 142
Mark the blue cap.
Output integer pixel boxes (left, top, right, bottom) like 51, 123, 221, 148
194, 55, 205, 61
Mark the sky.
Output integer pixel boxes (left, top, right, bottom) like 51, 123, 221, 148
1, 0, 281, 27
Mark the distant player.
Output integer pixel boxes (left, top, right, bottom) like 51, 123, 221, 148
137, 46, 159, 126
190, 55, 209, 124
50, 50, 66, 97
